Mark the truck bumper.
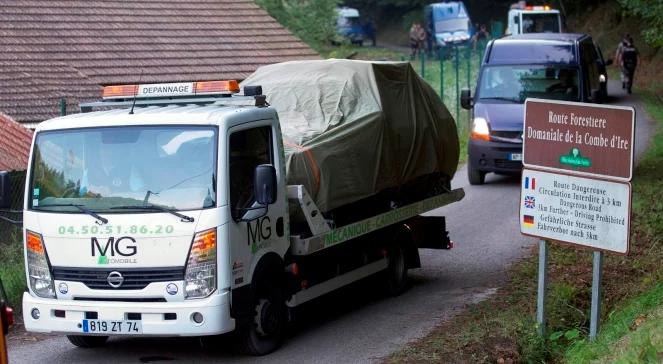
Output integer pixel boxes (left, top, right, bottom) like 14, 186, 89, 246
22, 290, 235, 336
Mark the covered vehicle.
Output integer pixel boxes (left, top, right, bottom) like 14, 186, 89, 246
241, 59, 459, 215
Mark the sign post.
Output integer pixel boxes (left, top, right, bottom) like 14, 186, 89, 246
521, 99, 635, 342
536, 239, 548, 336
590, 251, 604, 340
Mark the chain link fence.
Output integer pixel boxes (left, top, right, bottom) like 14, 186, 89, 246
0, 170, 25, 245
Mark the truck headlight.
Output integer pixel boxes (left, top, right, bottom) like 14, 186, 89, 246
470, 117, 490, 141
26, 231, 55, 298
184, 228, 217, 299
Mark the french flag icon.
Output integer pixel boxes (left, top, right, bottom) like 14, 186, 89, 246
524, 176, 536, 190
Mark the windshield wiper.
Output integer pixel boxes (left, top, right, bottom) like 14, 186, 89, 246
479, 97, 521, 103
111, 204, 195, 223
39, 204, 109, 225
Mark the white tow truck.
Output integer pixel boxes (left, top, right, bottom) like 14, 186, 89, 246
506, 4, 562, 35
2, 80, 464, 355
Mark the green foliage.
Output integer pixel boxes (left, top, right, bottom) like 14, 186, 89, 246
256, 0, 340, 49
0, 241, 26, 311
565, 284, 663, 363
618, 0, 663, 47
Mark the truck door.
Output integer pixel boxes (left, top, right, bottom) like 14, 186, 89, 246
226, 122, 288, 290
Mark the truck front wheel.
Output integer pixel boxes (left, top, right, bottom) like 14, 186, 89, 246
237, 280, 287, 355
67, 335, 109, 348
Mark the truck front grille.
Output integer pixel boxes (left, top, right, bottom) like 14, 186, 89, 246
52, 267, 184, 290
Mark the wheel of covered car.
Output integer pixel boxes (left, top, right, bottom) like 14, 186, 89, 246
383, 243, 408, 296
237, 279, 287, 356
67, 335, 109, 348
468, 167, 486, 185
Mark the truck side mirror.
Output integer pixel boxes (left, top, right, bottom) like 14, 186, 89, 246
0, 171, 11, 209
254, 164, 277, 206
460, 88, 473, 110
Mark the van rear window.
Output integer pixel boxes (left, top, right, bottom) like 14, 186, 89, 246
489, 43, 575, 64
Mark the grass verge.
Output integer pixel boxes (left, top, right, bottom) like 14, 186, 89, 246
386, 92, 663, 363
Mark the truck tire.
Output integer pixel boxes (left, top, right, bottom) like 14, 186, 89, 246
236, 276, 287, 356
66, 335, 109, 348
383, 243, 409, 296
468, 167, 485, 185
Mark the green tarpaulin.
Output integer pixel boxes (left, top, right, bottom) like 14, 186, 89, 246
241, 59, 459, 213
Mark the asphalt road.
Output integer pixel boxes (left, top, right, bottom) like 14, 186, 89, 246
7, 81, 655, 363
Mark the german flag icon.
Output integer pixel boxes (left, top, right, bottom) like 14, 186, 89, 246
523, 215, 535, 227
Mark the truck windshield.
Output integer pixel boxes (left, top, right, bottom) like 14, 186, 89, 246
30, 126, 217, 213
435, 18, 468, 33
477, 66, 580, 103
521, 13, 560, 33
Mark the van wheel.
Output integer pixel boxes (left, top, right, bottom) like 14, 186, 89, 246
383, 243, 409, 296
468, 167, 486, 185
67, 335, 109, 348
237, 278, 287, 356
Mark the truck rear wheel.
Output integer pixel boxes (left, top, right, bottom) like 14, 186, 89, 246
66, 335, 109, 348
383, 243, 409, 296
236, 279, 287, 356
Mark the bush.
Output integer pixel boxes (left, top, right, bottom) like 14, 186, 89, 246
256, 0, 340, 50
618, 0, 663, 47
0, 242, 26, 310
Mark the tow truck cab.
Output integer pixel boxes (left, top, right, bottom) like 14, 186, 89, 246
506, 5, 562, 35
12, 81, 291, 350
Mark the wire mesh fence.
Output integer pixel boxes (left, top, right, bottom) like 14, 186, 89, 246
0, 170, 25, 245
407, 42, 487, 156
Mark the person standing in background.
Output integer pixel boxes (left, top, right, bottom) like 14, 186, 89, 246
472, 24, 490, 50
614, 33, 629, 88
363, 19, 376, 47
409, 22, 426, 59
620, 36, 639, 94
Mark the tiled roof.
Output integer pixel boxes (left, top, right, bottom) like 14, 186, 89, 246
0, 112, 33, 171
0, 0, 320, 123
0, 61, 102, 123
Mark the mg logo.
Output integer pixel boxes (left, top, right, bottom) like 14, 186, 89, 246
91, 237, 137, 257
107, 271, 124, 288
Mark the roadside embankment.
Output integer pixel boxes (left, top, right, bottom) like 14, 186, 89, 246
386, 90, 662, 363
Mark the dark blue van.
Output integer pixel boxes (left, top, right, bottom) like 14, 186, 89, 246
460, 33, 611, 185
424, 2, 473, 50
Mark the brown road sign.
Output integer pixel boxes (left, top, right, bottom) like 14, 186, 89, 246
523, 99, 635, 181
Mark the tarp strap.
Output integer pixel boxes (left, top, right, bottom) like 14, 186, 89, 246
284, 140, 321, 192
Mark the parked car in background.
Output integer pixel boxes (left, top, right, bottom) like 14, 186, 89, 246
1, 277, 14, 364
460, 33, 612, 185
336, 7, 365, 45
424, 2, 473, 51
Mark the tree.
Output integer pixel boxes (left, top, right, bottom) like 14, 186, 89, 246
618, 0, 663, 47
256, 0, 340, 49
